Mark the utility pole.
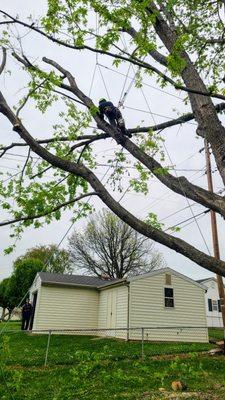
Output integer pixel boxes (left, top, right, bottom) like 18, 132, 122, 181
204, 139, 225, 328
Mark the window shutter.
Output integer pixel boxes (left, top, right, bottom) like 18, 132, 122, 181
208, 298, 212, 312
218, 300, 221, 312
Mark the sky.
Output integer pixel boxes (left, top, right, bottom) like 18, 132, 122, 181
0, 1, 224, 282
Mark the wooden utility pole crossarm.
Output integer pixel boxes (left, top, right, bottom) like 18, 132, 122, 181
204, 140, 225, 327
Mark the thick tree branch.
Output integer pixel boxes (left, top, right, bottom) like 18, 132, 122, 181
0, 192, 96, 227
39, 57, 225, 218
0, 133, 107, 157
0, 90, 225, 276
146, 2, 225, 185
3, 12, 225, 102
124, 26, 168, 66
3, 54, 225, 219
1, 100, 225, 155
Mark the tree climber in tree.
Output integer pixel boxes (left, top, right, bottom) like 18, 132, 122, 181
98, 98, 132, 138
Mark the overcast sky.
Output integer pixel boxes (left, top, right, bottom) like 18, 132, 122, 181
0, 1, 224, 282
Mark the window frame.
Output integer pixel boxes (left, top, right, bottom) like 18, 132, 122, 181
212, 299, 218, 312
164, 287, 174, 308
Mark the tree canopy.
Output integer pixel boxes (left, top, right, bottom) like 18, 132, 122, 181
0, 278, 13, 319
0, 1, 225, 276
69, 209, 165, 278
7, 258, 44, 309
17, 244, 73, 274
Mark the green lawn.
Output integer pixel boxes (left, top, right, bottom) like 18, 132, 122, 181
209, 327, 224, 341
0, 322, 225, 400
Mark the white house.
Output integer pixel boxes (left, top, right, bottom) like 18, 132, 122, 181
30, 267, 208, 342
197, 277, 223, 328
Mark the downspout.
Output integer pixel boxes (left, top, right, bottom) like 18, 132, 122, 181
127, 283, 130, 341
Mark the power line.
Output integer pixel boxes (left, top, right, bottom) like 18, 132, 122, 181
159, 203, 199, 222
97, 63, 183, 100
98, 64, 111, 100
165, 209, 210, 232
131, 64, 211, 254
124, 105, 197, 125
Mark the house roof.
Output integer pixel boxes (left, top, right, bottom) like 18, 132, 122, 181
196, 277, 225, 286
196, 277, 216, 284
36, 268, 206, 291
38, 272, 123, 288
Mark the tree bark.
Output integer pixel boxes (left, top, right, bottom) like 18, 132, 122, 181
1, 92, 225, 276
147, 2, 225, 184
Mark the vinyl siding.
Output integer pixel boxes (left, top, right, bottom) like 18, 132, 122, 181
34, 284, 99, 332
203, 280, 223, 328
129, 273, 208, 342
30, 275, 42, 330
98, 285, 128, 338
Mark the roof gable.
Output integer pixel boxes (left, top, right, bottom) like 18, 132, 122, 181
128, 267, 207, 291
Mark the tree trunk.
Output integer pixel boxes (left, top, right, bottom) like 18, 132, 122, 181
148, 2, 225, 184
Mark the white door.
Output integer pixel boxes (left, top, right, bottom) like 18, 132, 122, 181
106, 290, 117, 336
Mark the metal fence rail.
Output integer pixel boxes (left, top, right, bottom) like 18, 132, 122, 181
0, 325, 223, 366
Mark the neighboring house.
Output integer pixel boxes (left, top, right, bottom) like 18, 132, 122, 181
30, 267, 208, 342
197, 277, 223, 328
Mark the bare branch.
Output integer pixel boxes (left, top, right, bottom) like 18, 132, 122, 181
0, 192, 97, 227
52, 89, 85, 106
18, 147, 30, 193
130, 101, 225, 133
0, 47, 6, 75
16, 78, 47, 117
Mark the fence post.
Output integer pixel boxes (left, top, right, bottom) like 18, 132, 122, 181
44, 329, 52, 366
141, 327, 144, 360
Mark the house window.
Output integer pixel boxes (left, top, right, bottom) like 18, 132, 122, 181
212, 300, 218, 311
165, 287, 174, 308
165, 273, 171, 285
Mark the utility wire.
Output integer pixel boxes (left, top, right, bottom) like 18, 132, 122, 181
97, 64, 111, 100
97, 62, 183, 101
129, 58, 211, 253
165, 209, 210, 232
124, 105, 197, 125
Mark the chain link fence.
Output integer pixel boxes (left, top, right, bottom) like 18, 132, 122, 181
1, 325, 223, 367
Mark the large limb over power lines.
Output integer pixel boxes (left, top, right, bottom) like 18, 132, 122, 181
1, 1, 225, 276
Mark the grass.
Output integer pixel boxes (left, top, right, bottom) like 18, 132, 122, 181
208, 327, 224, 341
0, 322, 225, 400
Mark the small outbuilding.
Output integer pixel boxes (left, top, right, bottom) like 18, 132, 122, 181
30, 267, 208, 342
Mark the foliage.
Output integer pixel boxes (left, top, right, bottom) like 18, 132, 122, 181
0, 244, 73, 314
154, 353, 205, 387
0, 0, 225, 276
6, 258, 44, 308
0, 279, 14, 318
68, 209, 165, 278
17, 244, 73, 274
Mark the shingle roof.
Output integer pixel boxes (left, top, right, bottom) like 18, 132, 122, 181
196, 277, 216, 284
196, 277, 225, 286
38, 272, 122, 288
